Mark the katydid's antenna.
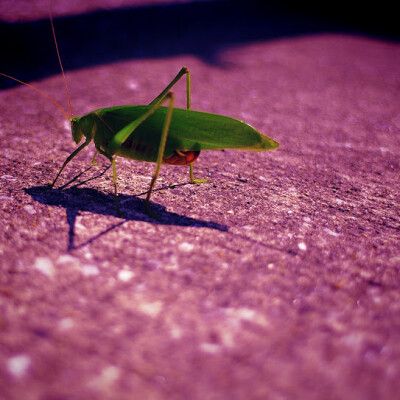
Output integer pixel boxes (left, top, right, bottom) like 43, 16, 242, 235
0, 72, 71, 121
49, 11, 74, 118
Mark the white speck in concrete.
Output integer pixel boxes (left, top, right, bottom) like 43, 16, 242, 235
117, 269, 134, 282
88, 365, 120, 390
128, 80, 139, 90
23, 205, 36, 215
74, 220, 86, 232
138, 301, 162, 318
83, 250, 93, 260
57, 254, 79, 265
33, 257, 54, 277
58, 317, 74, 331
7, 354, 31, 378
324, 228, 339, 237
164, 262, 179, 271
298, 242, 307, 251
1, 174, 17, 181
169, 325, 182, 339
178, 242, 194, 252
200, 343, 221, 354
342, 332, 364, 350
81, 264, 100, 276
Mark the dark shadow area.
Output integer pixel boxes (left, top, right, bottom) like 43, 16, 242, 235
1, 0, 398, 88
25, 185, 227, 250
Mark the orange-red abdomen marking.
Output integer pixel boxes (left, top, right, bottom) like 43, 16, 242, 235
163, 150, 200, 165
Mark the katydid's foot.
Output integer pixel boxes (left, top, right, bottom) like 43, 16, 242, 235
91, 151, 99, 166
191, 178, 209, 184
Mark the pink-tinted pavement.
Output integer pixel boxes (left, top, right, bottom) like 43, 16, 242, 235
1, 1, 400, 399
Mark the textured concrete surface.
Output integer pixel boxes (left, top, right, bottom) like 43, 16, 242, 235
1, 1, 400, 399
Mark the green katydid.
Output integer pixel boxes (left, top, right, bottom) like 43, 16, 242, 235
1, 15, 279, 218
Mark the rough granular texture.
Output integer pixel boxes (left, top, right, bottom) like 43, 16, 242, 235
1, 1, 400, 399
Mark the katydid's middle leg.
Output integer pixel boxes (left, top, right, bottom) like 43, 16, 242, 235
96, 146, 122, 215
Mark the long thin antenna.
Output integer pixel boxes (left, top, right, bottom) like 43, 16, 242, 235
49, 11, 74, 118
0, 72, 71, 121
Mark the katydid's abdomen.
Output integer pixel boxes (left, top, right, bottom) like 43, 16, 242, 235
74, 105, 278, 165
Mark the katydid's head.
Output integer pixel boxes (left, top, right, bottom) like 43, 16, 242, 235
71, 117, 83, 143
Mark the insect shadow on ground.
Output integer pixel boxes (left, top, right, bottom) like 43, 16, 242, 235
24, 176, 227, 250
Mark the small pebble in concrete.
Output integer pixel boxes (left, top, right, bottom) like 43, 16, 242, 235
23, 204, 36, 214
7, 354, 31, 378
87, 365, 120, 390
138, 301, 163, 318
58, 317, 75, 331
200, 343, 221, 354
117, 269, 135, 282
298, 242, 307, 251
81, 264, 100, 276
178, 242, 194, 252
33, 257, 54, 278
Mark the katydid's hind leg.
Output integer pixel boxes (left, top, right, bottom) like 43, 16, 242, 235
145, 92, 175, 218
51, 138, 91, 188
149, 67, 191, 110
150, 68, 207, 185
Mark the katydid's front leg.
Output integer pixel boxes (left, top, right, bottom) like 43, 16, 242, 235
52, 122, 98, 188
94, 145, 121, 216
51, 137, 92, 188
